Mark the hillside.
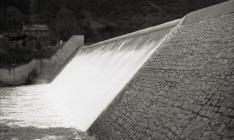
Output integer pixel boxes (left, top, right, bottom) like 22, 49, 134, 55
0, 0, 227, 44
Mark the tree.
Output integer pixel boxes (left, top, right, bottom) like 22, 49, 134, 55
51, 7, 82, 41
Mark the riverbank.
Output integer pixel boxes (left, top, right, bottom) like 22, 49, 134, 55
0, 125, 95, 140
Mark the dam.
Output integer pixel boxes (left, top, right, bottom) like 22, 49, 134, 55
0, 1, 234, 139
0, 18, 179, 133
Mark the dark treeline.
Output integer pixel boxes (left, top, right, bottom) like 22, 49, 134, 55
0, 0, 227, 43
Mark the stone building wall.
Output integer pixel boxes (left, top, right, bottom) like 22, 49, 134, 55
89, 8, 234, 140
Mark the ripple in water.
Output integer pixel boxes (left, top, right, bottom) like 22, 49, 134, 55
0, 85, 79, 129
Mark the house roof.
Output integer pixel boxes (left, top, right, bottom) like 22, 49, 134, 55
23, 25, 49, 31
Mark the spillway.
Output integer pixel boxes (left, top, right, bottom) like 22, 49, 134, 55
49, 20, 179, 131
0, 1, 233, 139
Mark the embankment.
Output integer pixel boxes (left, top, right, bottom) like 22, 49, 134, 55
88, 1, 234, 139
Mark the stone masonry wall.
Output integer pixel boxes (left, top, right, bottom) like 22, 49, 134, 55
89, 13, 234, 140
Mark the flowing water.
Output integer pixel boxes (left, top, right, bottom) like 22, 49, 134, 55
0, 27, 173, 131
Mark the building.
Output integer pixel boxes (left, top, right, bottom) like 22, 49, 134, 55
23, 25, 49, 50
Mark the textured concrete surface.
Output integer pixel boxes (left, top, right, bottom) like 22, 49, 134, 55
182, 0, 234, 25
89, 13, 234, 140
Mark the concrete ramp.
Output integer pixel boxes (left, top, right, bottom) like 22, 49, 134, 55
50, 19, 180, 131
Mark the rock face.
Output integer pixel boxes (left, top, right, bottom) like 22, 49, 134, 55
88, 12, 234, 140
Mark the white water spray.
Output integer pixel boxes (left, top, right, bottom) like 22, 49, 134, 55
49, 28, 173, 131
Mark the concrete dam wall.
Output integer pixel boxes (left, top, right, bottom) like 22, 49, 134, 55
87, 1, 234, 139
50, 20, 180, 131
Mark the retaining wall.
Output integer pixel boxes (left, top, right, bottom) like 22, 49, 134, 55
34, 35, 84, 83
0, 35, 84, 86
0, 60, 38, 86
89, 1, 234, 139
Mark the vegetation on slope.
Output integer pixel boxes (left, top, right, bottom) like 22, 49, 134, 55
0, 0, 227, 67
0, 0, 227, 43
